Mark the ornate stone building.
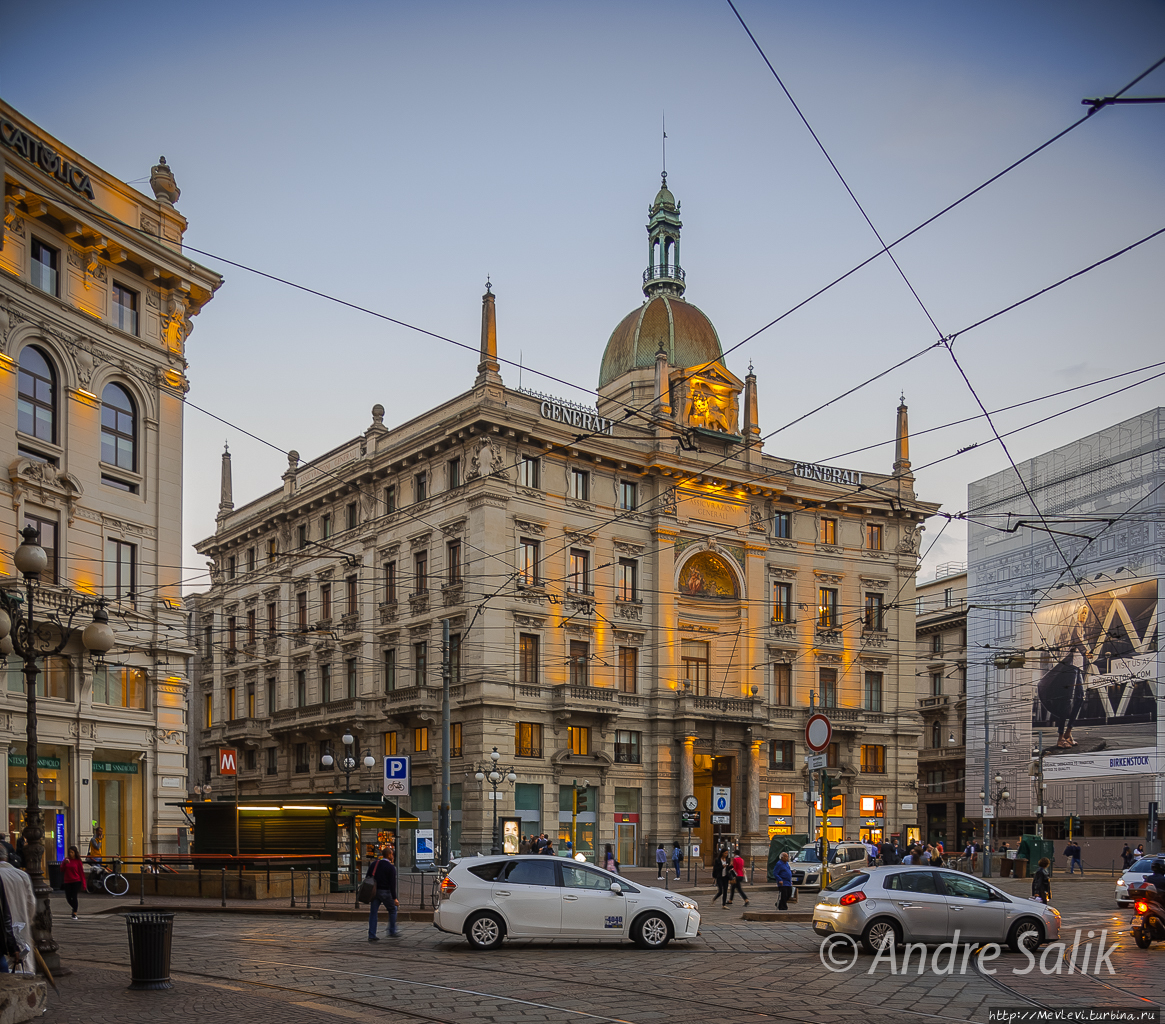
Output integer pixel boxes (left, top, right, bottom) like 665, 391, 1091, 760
1, 101, 221, 857
191, 174, 936, 868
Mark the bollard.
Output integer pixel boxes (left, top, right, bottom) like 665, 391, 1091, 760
290, 866, 296, 908
140, 865, 146, 905
125, 912, 175, 990
221, 866, 227, 907
306, 868, 311, 909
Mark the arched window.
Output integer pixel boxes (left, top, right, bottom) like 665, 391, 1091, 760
101, 383, 136, 471
17, 346, 56, 443
932, 720, 942, 749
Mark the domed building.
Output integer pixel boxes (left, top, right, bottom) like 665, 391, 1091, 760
191, 174, 938, 879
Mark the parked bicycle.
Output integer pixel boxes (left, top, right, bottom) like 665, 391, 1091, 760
86, 858, 130, 896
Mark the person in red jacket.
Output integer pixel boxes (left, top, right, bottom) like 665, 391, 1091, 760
726, 849, 750, 907
61, 846, 86, 920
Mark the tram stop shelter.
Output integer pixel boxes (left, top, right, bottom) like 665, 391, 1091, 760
185, 793, 420, 892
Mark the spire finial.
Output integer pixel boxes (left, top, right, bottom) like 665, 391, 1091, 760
476, 279, 502, 386
900, 391, 906, 405
662, 111, 667, 176
485, 275, 492, 295
748, 361, 754, 376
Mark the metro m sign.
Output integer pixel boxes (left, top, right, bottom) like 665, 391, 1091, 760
218, 748, 238, 776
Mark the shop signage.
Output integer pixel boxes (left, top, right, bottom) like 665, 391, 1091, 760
8, 755, 61, 769
0, 119, 96, 199
93, 760, 138, 774
792, 462, 863, 487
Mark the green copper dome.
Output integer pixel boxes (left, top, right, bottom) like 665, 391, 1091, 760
598, 294, 724, 388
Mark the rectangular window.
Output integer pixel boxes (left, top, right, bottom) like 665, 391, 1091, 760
864, 592, 884, 631
618, 647, 637, 693
384, 649, 397, 692
944, 587, 954, 608
618, 559, 638, 601
569, 640, 589, 686
296, 670, 307, 707
320, 583, 332, 621
568, 726, 590, 756
448, 457, 461, 490
205, 693, 213, 728
243, 749, 256, 772
773, 510, 791, 539
769, 792, 794, 813
92, 664, 145, 709
385, 485, 396, 514
266, 678, 275, 716
769, 740, 794, 771
773, 582, 792, 624
267, 538, 278, 562
113, 282, 139, 335
414, 641, 427, 685
451, 722, 463, 758
614, 730, 640, 764
266, 747, 277, 775
682, 639, 709, 696
246, 683, 255, 718
820, 518, 837, 545
619, 480, 637, 511
773, 662, 792, 706
518, 455, 540, 489
567, 549, 590, 593
818, 587, 838, 629
321, 514, 332, 539
926, 770, 944, 793
295, 743, 309, 774
23, 512, 58, 584
519, 633, 539, 684
297, 524, 308, 549
861, 745, 886, 774
450, 632, 461, 682
931, 633, 943, 655
346, 658, 357, 699
346, 502, 358, 532
414, 726, 429, 753
246, 547, 256, 573
447, 540, 461, 584
826, 741, 840, 769
866, 523, 883, 550
931, 672, 943, 697
916, 596, 924, 615
320, 664, 332, 704
104, 538, 136, 602
227, 616, 237, 650
518, 538, 540, 586
297, 592, 308, 631
228, 555, 237, 580
203, 616, 213, 663
515, 721, 542, 758
864, 671, 883, 712
247, 609, 256, 643
31, 239, 59, 296
569, 467, 589, 501
346, 575, 358, 615
414, 551, 428, 593
384, 561, 397, 603
384, 731, 398, 756
819, 667, 838, 708
415, 471, 427, 502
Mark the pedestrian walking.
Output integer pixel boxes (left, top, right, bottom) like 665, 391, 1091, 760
1065, 840, 1084, 874
1032, 857, 1052, 904
0, 860, 35, 973
726, 849, 750, 907
0, 834, 17, 867
1121, 845, 1134, 869
712, 849, 729, 906
671, 841, 683, 880
518, 834, 531, 855
61, 846, 86, 920
774, 851, 793, 911
366, 846, 399, 941
1134, 844, 1146, 859
655, 844, 666, 879
603, 844, 619, 874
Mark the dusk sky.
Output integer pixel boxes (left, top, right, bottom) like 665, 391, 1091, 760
4, 1, 1163, 588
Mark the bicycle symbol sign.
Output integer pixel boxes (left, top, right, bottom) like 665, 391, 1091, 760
384, 756, 411, 797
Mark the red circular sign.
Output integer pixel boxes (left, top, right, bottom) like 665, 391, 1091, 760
805, 714, 832, 752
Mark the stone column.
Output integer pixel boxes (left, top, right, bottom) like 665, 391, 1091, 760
679, 735, 696, 801
747, 739, 763, 836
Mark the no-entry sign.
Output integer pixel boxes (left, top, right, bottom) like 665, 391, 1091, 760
805, 714, 832, 753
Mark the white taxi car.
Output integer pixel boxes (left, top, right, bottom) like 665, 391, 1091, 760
433, 855, 701, 950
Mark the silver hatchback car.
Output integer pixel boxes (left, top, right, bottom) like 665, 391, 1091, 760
813, 865, 1061, 954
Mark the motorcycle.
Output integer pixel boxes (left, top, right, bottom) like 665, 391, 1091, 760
1128, 881, 1165, 949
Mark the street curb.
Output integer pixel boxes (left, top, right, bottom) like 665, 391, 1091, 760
95, 904, 435, 922
742, 910, 815, 922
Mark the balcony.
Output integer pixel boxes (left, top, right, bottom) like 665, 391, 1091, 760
408, 591, 430, 615
677, 692, 764, 722
269, 698, 381, 734
339, 612, 360, 634
918, 744, 966, 762
919, 695, 950, 710
551, 684, 620, 717
222, 717, 266, 743
642, 262, 685, 286
385, 685, 439, 717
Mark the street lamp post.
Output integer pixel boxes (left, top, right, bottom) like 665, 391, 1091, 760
979, 774, 1010, 878
472, 747, 517, 855
0, 526, 116, 974
1032, 732, 1048, 839
322, 730, 376, 792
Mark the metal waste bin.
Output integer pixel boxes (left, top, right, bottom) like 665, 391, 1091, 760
125, 912, 174, 990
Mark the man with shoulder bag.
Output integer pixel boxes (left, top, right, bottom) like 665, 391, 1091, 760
364, 846, 399, 941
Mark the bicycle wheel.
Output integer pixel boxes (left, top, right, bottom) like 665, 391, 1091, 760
103, 872, 130, 897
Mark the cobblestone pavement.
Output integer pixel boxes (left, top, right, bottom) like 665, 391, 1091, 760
34, 872, 1164, 1024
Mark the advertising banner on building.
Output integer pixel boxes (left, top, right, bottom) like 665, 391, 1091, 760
1029, 581, 1158, 777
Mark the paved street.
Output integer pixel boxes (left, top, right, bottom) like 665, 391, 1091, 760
29, 872, 1163, 1024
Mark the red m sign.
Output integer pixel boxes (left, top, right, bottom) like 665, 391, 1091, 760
219, 748, 237, 776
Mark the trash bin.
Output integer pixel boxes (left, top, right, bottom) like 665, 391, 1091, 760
1013, 857, 1027, 879
125, 912, 174, 990
1000, 856, 1013, 877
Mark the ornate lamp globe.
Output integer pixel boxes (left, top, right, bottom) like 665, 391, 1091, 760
321, 752, 334, 767
363, 753, 375, 768
506, 772, 517, 784
343, 731, 355, 747
488, 771, 501, 784
475, 771, 485, 782
490, 748, 500, 762
0, 608, 11, 641
13, 526, 48, 577
83, 607, 116, 653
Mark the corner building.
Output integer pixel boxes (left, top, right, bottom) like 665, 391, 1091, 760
1, 102, 221, 858
192, 175, 937, 868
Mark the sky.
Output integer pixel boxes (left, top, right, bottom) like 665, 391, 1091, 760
4, 1, 1163, 590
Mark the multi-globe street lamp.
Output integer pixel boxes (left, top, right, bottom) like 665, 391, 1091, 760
979, 774, 1011, 878
472, 747, 517, 855
0, 526, 116, 973
322, 730, 376, 791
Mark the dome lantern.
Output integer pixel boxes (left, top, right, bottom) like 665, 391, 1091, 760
642, 172, 685, 299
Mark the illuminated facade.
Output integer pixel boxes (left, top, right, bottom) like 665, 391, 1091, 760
191, 174, 936, 866
1, 101, 222, 858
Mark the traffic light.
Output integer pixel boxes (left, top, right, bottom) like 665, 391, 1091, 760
821, 772, 842, 816
1065, 814, 1082, 836
575, 787, 588, 813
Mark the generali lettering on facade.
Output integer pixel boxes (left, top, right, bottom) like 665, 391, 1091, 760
1, 118, 96, 199
533, 396, 615, 436
792, 462, 863, 486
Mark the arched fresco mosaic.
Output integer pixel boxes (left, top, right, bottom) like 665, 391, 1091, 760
678, 552, 739, 600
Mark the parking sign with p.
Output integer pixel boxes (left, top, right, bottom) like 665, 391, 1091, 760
384, 756, 411, 797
